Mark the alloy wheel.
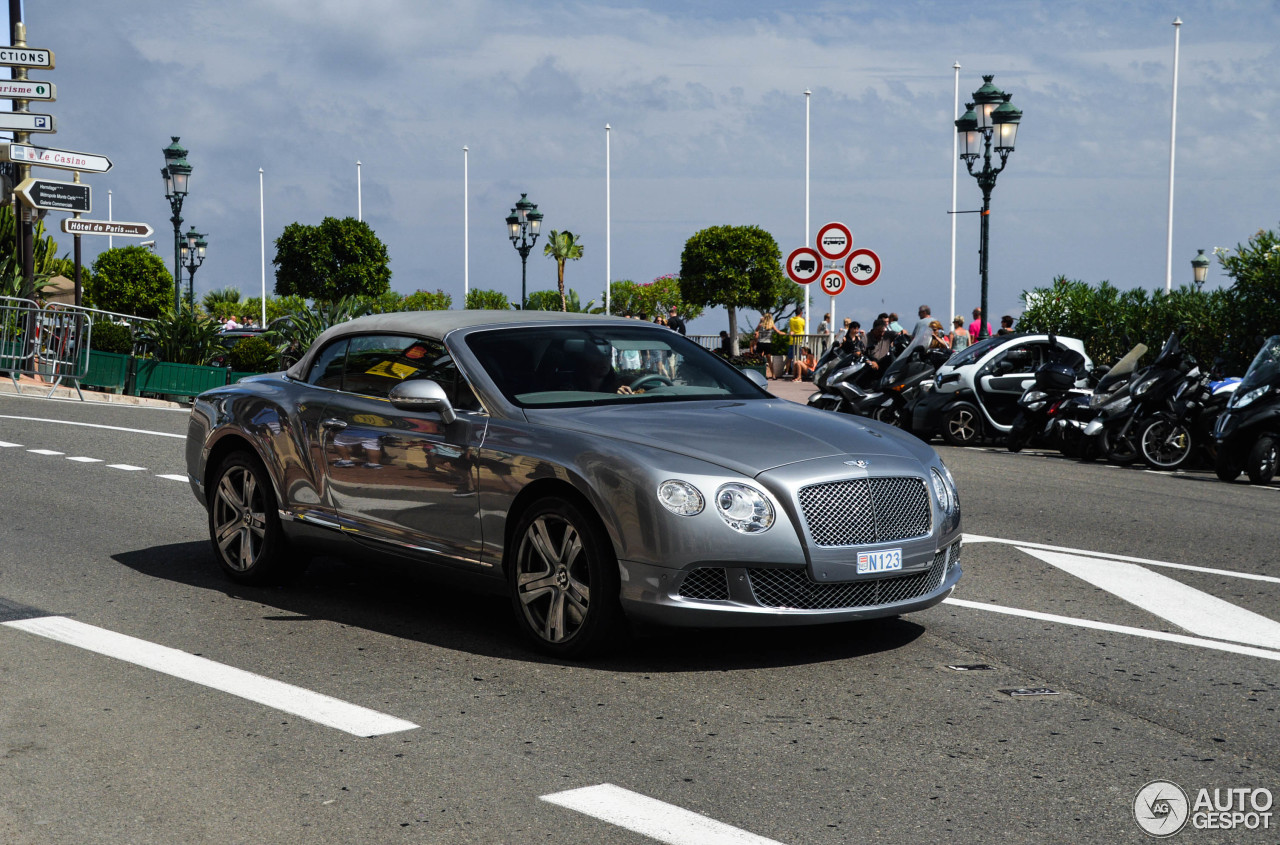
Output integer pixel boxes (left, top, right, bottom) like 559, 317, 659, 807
1141, 419, 1194, 470
213, 464, 268, 572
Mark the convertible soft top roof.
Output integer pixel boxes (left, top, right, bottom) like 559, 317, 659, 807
284, 309, 633, 380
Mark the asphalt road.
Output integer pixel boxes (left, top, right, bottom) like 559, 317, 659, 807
1, 390, 1277, 844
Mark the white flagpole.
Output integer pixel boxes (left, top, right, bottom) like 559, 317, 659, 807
259, 168, 267, 327
468, 146, 473, 302
356, 160, 363, 222
804, 89, 811, 339
108, 190, 113, 250
605, 124, 612, 316
1165, 18, 1182, 292
950, 61, 960, 325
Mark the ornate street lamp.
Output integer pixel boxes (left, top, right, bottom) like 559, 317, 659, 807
181, 226, 208, 306
506, 193, 543, 309
955, 75, 1022, 341
161, 136, 193, 312
1191, 249, 1210, 289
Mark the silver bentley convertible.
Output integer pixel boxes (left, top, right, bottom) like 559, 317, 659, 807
186, 310, 962, 656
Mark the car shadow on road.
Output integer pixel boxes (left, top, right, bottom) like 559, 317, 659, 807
112, 542, 927, 671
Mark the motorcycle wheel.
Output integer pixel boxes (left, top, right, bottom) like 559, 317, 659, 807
872, 405, 898, 426
941, 406, 981, 447
1100, 427, 1140, 466
1140, 419, 1195, 470
1246, 436, 1278, 485
1214, 448, 1242, 482
1006, 414, 1030, 453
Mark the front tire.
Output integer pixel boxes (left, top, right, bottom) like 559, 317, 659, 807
1101, 427, 1140, 466
208, 452, 298, 585
1140, 419, 1195, 470
1246, 436, 1278, 485
941, 406, 981, 447
508, 496, 624, 658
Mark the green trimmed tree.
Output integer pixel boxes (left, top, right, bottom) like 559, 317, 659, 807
273, 216, 391, 301
679, 225, 788, 354
86, 245, 174, 318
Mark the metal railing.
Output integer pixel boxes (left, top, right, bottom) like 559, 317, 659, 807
688, 333, 834, 354
1, 296, 93, 398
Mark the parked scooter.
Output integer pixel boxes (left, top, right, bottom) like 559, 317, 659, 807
1005, 339, 1089, 454
1076, 342, 1149, 462
848, 334, 949, 429
1138, 363, 1239, 470
807, 343, 869, 412
1214, 335, 1280, 484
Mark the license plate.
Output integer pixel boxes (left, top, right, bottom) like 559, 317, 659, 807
857, 548, 902, 574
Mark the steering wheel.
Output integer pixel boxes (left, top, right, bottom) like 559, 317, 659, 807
629, 374, 674, 391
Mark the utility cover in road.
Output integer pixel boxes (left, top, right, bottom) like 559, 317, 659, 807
0, 80, 55, 100
0, 112, 56, 133
0, 46, 54, 68
62, 219, 153, 238
16, 177, 90, 212
1, 143, 113, 173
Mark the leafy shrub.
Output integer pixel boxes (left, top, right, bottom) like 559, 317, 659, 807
135, 309, 224, 365
466, 288, 512, 310
228, 335, 279, 373
90, 321, 133, 354
401, 289, 453, 311
266, 296, 371, 366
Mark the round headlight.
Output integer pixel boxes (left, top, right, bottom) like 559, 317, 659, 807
714, 483, 774, 534
657, 480, 704, 516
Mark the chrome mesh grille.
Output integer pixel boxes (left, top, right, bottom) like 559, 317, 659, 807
798, 476, 932, 547
678, 567, 730, 601
747, 542, 958, 610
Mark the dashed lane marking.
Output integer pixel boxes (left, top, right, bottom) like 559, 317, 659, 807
542, 783, 786, 845
156, 474, 188, 482
106, 464, 147, 471
26, 448, 63, 455
66, 456, 103, 463
2, 615, 419, 737
0, 440, 22, 447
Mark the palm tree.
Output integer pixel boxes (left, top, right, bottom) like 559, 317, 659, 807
542, 230, 584, 312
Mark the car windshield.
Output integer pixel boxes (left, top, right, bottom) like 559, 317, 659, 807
464, 324, 766, 408
1239, 335, 1280, 391
943, 334, 1011, 368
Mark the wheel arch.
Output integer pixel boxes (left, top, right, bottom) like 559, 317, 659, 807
501, 477, 616, 576
204, 431, 283, 510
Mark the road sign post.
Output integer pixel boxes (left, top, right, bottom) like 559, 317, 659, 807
15, 177, 90, 212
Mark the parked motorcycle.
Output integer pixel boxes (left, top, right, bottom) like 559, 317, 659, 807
1077, 342, 1149, 463
848, 334, 949, 430
1214, 335, 1280, 484
806, 342, 869, 412
1138, 366, 1238, 470
1005, 339, 1090, 454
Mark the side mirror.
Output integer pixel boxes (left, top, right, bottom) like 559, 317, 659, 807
388, 379, 456, 424
740, 368, 769, 390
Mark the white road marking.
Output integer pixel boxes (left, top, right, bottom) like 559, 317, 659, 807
2, 616, 419, 737
156, 474, 188, 482
66, 456, 103, 463
0, 440, 22, 447
106, 464, 147, 471
1022, 547, 1280, 650
0, 415, 185, 438
964, 534, 1280, 585
945, 598, 1280, 663
26, 448, 64, 455
542, 783, 785, 845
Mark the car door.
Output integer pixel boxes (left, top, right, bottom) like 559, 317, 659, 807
975, 341, 1046, 427
318, 334, 488, 567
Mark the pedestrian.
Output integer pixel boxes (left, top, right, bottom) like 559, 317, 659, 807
818, 312, 832, 350
909, 305, 935, 340
222, 315, 239, 331
842, 320, 866, 355
666, 305, 686, 335
997, 314, 1016, 335
968, 307, 994, 340
865, 318, 894, 372
786, 306, 807, 369
929, 319, 950, 349
718, 330, 732, 354
887, 312, 905, 334
788, 346, 817, 381
950, 316, 971, 351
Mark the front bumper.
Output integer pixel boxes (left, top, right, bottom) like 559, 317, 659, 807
618, 539, 962, 627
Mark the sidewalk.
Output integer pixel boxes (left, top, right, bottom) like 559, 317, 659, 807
766, 374, 818, 405
0, 374, 183, 409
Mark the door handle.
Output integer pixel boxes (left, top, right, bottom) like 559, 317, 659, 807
321, 418, 348, 431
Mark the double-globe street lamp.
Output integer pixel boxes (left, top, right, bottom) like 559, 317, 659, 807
181, 226, 209, 306
506, 193, 543, 309
955, 75, 1022, 341
161, 136, 193, 312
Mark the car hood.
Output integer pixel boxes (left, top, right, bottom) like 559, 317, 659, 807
524, 398, 933, 477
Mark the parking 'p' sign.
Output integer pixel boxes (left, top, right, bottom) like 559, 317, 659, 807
820, 269, 847, 296
844, 248, 882, 286
816, 222, 852, 261
785, 247, 822, 285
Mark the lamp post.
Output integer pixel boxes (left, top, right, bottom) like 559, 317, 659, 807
161, 136, 193, 312
955, 75, 1021, 341
181, 226, 208, 306
1191, 248, 1210, 289
506, 193, 543, 309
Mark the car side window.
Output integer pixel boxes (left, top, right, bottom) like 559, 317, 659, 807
339, 334, 481, 412
306, 339, 348, 389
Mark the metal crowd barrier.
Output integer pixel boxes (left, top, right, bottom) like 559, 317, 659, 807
0, 297, 94, 399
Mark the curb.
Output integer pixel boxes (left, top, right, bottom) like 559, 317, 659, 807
0, 377, 185, 409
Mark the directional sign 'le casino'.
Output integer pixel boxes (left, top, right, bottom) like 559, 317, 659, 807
1, 142, 112, 173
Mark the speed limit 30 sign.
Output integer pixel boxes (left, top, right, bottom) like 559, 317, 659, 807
819, 269, 847, 296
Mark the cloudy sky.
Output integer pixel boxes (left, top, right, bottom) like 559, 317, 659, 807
14, 0, 1280, 333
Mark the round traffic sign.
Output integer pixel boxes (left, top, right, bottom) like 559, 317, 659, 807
845, 248, 882, 286
785, 247, 822, 285
819, 269, 846, 296
816, 222, 853, 261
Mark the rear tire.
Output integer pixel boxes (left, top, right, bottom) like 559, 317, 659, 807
941, 406, 981, 447
1140, 419, 1194, 470
1246, 436, 1278, 485
507, 495, 624, 658
1215, 448, 1243, 482
1101, 427, 1140, 466
208, 452, 300, 585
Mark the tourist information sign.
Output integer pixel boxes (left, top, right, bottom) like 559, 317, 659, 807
62, 219, 153, 239
0, 80, 55, 101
